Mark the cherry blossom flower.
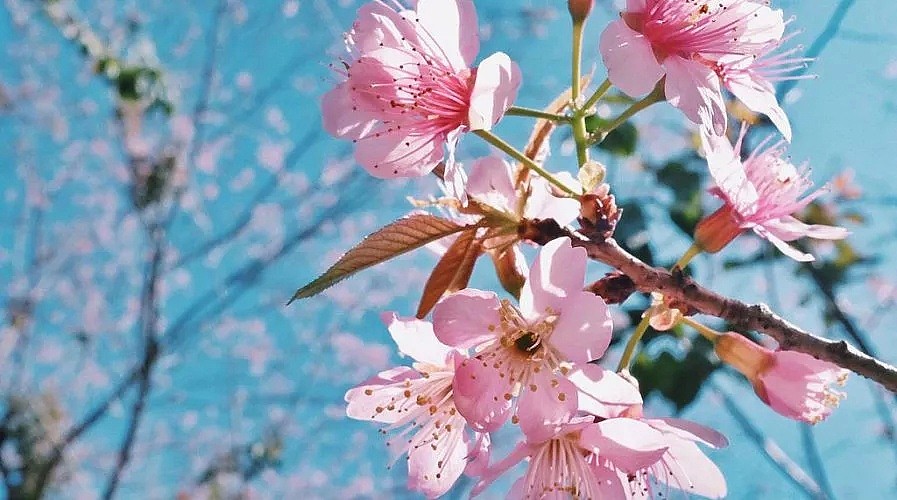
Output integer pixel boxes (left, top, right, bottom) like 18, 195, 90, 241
599, 0, 785, 134
694, 127, 848, 261
432, 237, 613, 441
714, 36, 813, 141
471, 412, 726, 499
322, 0, 521, 184
344, 313, 486, 498
715, 332, 849, 424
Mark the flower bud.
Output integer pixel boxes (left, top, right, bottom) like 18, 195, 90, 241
578, 183, 621, 240
568, 0, 594, 22
715, 332, 849, 424
693, 205, 742, 253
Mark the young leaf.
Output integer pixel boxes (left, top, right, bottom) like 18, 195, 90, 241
289, 214, 468, 303
415, 229, 482, 318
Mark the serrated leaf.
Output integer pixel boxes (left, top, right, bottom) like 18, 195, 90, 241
416, 229, 482, 318
290, 214, 468, 302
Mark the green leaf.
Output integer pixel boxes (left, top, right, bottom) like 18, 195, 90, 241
289, 214, 469, 303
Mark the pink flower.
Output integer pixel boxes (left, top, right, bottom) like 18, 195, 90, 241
714, 37, 812, 141
322, 0, 521, 180
344, 313, 486, 498
464, 156, 581, 226
471, 413, 727, 499
424, 155, 580, 258
694, 127, 848, 261
715, 332, 849, 424
432, 237, 613, 441
599, 0, 785, 134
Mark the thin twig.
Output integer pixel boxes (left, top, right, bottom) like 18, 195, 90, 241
521, 219, 897, 391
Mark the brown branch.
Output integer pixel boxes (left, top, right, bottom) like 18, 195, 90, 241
522, 219, 897, 392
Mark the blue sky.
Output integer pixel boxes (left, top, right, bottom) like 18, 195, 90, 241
2, 0, 897, 498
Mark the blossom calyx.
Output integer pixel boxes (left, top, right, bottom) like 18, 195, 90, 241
694, 205, 742, 253
588, 271, 635, 305
567, 0, 594, 23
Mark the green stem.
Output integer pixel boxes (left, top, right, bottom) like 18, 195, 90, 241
680, 316, 721, 343
674, 243, 702, 270
506, 106, 570, 123
582, 79, 612, 112
571, 19, 589, 168
617, 313, 652, 372
591, 84, 664, 145
473, 129, 577, 196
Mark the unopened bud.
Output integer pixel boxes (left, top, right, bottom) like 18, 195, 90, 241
578, 183, 621, 240
568, 0, 594, 22
578, 160, 606, 193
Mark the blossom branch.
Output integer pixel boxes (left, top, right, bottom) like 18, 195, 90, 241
521, 218, 897, 392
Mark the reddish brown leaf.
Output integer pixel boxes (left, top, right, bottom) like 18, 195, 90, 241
290, 214, 467, 303
491, 247, 527, 299
415, 229, 482, 318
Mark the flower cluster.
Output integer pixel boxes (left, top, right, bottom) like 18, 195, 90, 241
310, 0, 857, 497
346, 239, 727, 498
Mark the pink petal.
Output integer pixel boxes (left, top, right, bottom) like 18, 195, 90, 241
728, 2, 785, 47
519, 237, 587, 317
354, 129, 445, 178
472, 442, 532, 497
468, 52, 522, 131
647, 418, 729, 448
599, 21, 664, 97
550, 291, 613, 363
452, 355, 513, 432
700, 127, 759, 211
523, 176, 582, 226
320, 84, 377, 140
762, 216, 848, 242
582, 419, 668, 472
590, 461, 629, 500
344, 366, 421, 424
465, 156, 517, 212
753, 225, 815, 262
726, 72, 792, 142
432, 289, 501, 349
655, 439, 727, 498
664, 56, 727, 135
516, 370, 578, 442
415, 0, 480, 70
569, 365, 643, 418
407, 425, 468, 498
442, 131, 468, 201
382, 312, 453, 366
464, 432, 491, 477
352, 2, 420, 54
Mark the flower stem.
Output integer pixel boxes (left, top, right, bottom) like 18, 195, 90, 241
582, 78, 612, 112
474, 129, 578, 196
674, 243, 702, 270
680, 316, 721, 343
590, 84, 664, 145
571, 19, 589, 168
505, 106, 571, 123
617, 313, 652, 372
